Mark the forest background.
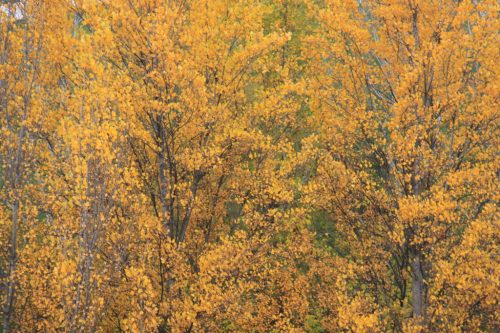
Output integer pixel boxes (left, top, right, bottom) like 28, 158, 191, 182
0, 0, 498, 332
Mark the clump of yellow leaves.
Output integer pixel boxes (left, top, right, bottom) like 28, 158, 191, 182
0, 0, 497, 332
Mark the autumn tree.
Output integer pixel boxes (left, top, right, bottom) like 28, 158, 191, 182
0, 1, 51, 331
3, 0, 320, 331
306, 0, 499, 331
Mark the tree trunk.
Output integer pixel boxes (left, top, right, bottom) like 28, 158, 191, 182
410, 251, 426, 322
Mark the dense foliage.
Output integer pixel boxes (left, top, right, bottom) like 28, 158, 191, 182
0, 0, 498, 332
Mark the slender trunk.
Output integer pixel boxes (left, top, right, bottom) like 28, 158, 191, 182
2, 199, 19, 333
178, 171, 203, 243
3, 60, 29, 333
158, 144, 173, 238
410, 251, 426, 321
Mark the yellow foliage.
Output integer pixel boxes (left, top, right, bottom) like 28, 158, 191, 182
0, 0, 497, 332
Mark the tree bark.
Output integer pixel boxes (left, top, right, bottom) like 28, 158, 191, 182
410, 250, 426, 322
